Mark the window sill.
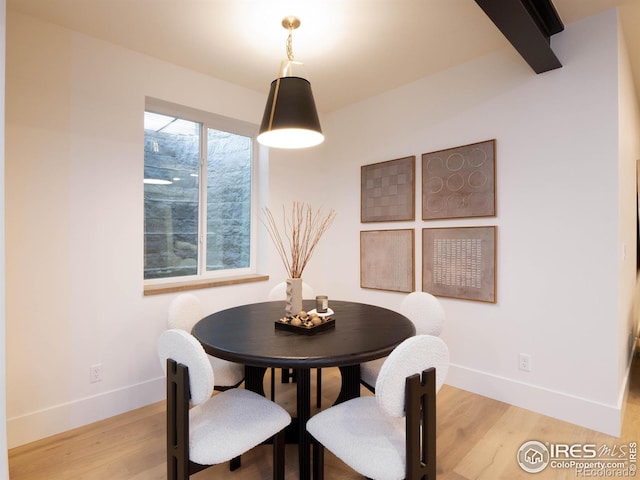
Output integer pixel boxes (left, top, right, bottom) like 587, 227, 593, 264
143, 273, 270, 296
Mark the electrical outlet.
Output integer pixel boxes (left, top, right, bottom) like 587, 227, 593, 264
90, 364, 103, 383
519, 353, 532, 372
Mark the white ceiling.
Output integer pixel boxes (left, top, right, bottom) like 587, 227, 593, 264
7, 0, 640, 113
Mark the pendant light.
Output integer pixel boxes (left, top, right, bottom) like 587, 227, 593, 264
258, 16, 324, 149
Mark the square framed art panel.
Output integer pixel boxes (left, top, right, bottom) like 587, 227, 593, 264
361, 156, 415, 222
361, 229, 414, 293
422, 139, 495, 220
422, 226, 496, 303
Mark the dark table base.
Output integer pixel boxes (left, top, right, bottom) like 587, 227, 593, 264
244, 364, 361, 480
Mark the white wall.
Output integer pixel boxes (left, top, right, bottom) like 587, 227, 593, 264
0, 0, 8, 474
4, 12, 275, 448
617, 12, 640, 407
270, 9, 639, 436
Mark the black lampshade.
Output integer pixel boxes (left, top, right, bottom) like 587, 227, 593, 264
257, 76, 324, 149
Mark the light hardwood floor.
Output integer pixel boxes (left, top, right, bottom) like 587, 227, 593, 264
9, 353, 640, 480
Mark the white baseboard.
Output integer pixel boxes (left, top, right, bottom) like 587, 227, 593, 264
446, 364, 623, 437
7, 377, 165, 449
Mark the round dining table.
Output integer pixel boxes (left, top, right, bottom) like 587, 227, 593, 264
192, 299, 415, 480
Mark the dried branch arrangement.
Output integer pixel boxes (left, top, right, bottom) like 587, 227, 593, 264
263, 202, 336, 279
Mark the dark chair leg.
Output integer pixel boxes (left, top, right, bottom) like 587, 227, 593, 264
280, 368, 296, 383
312, 438, 324, 480
273, 429, 286, 480
270, 367, 276, 401
230, 455, 241, 471
316, 368, 322, 408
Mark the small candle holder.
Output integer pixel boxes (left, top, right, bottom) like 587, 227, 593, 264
316, 295, 328, 313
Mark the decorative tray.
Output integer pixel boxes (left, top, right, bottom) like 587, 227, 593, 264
274, 310, 335, 335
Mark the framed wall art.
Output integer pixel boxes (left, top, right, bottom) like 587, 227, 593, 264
422, 226, 496, 303
360, 229, 414, 293
422, 139, 495, 220
361, 156, 415, 222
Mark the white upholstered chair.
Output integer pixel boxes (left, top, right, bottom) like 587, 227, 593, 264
168, 293, 244, 390
307, 335, 449, 480
158, 329, 292, 480
267, 282, 324, 407
360, 291, 445, 392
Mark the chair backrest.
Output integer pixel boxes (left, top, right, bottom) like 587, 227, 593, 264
168, 293, 204, 332
406, 368, 437, 480
158, 329, 214, 406
375, 335, 449, 418
400, 292, 445, 336
268, 281, 316, 300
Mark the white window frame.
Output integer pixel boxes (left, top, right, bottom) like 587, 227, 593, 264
143, 97, 260, 288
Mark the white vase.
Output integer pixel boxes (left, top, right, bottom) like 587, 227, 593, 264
285, 278, 303, 316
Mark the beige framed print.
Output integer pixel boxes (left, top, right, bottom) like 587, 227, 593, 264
422, 226, 496, 303
360, 229, 415, 293
422, 139, 495, 220
361, 156, 415, 222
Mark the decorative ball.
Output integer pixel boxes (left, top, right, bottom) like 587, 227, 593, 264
291, 317, 302, 326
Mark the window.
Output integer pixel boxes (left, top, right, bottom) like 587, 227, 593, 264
143, 99, 256, 282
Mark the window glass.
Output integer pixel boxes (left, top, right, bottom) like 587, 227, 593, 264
143, 109, 253, 280
205, 128, 252, 272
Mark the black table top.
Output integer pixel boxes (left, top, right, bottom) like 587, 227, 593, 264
192, 300, 416, 369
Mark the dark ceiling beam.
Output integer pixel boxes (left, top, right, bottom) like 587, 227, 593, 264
474, 0, 564, 74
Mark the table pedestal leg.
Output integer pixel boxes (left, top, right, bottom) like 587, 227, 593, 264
295, 368, 311, 480
244, 366, 267, 396
245, 364, 358, 480
336, 364, 361, 405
